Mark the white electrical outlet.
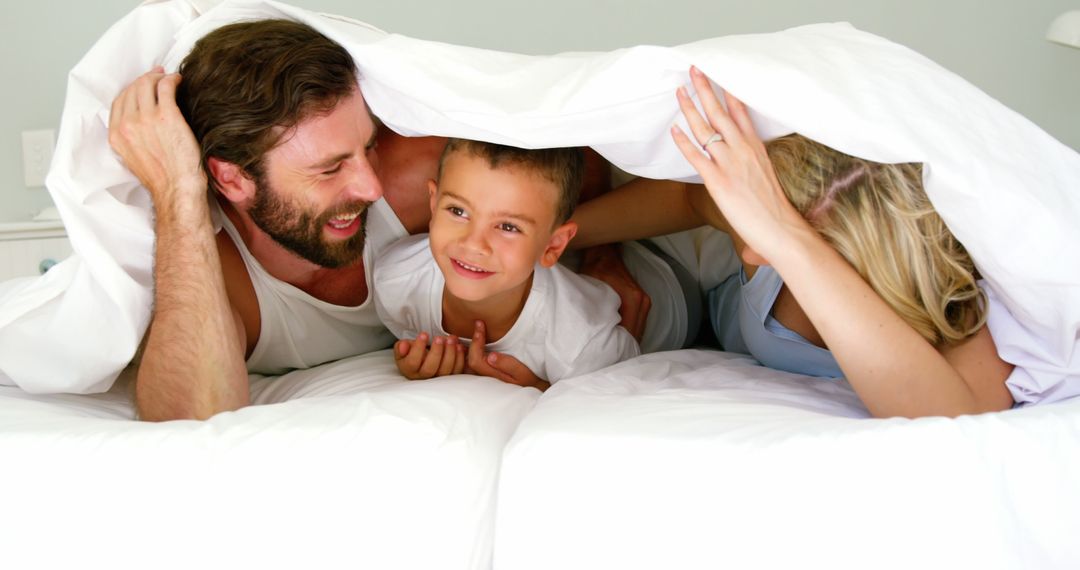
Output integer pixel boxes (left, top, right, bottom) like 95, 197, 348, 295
22, 129, 56, 188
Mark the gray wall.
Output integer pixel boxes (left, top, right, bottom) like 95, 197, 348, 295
2, 0, 1077, 223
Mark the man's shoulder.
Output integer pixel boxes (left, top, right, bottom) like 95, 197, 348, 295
375, 132, 447, 235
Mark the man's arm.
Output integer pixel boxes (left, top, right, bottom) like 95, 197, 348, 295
570, 178, 712, 249
568, 177, 730, 341
109, 69, 248, 420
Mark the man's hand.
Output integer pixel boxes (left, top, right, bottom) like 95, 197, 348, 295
112, 69, 249, 420
394, 333, 466, 380
108, 67, 207, 203
579, 243, 651, 341
465, 321, 550, 391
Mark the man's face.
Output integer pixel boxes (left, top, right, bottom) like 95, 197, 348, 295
248, 89, 382, 268
428, 152, 563, 305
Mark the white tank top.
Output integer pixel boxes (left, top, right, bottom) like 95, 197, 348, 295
212, 198, 408, 375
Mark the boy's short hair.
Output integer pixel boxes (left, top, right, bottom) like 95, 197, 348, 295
438, 139, 584, 224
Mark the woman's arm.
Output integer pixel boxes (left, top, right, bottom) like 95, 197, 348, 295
671, 66, 1012, 418
770, 230, 1012, 417
569, 177, 708, 249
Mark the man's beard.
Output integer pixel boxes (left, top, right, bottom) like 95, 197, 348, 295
247, 176, 369, 269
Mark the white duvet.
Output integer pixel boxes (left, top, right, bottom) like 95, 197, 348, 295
495, 350, 1080, 570
4, 349, 1077, 569
0, 350, 539, 570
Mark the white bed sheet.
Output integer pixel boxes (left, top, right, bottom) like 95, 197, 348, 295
0, 350, 539, 570
494, 350, 1080, 570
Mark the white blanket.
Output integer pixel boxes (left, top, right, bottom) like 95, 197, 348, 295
0, 0, 1077, 401
0, 350, 539, 570
495, 350, 1080, 570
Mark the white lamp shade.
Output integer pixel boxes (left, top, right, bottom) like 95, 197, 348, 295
1047, 10, 1080, 48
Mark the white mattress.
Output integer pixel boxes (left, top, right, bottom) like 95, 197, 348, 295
3, 350, 1077, 569
494, 350, 1080, 570
0, 350, 539, 570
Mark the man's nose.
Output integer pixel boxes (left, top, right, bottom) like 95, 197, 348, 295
343, 156, 383, 203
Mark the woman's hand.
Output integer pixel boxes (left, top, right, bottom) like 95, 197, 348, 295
669, 66, 813, 265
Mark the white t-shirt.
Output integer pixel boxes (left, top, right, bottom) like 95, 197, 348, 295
212, 198, 407, 376
373, 234, 640, 383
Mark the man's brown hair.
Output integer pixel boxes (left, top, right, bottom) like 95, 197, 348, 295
438, 140, 584, 225
176, 19, 359, 190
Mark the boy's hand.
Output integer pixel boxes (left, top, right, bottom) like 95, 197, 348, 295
394, 332, 466, 379
465, 321, 551, 391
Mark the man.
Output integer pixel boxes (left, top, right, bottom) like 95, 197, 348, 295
109, 19, 646, 421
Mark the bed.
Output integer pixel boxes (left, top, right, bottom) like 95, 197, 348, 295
1, 351, 539, 569
495, 350, 1080, 569
4, 350, 1077, 569
1, 0, 1078, 568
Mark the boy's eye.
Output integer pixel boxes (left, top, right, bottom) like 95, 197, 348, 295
498, 222, 521, 233
448, 206, 466, 218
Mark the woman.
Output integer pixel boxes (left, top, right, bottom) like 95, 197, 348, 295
572, 67, 1014, 418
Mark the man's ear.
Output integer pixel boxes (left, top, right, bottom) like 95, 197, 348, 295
207, 157, 256, 204
427, 179, 439, 214
539, 221, 578, 268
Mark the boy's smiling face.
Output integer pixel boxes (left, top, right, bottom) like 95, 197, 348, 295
428, 151, 576, 306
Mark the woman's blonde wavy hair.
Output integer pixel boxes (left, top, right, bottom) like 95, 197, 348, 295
766, 134, 986, 346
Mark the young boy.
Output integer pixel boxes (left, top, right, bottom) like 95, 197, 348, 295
373, 139, 644, 390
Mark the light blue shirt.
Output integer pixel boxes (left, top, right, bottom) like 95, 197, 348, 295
708, 265, 845, 378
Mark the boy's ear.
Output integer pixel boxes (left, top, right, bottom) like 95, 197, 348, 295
539, 221, 578, 268
427, 179, 439, 213
207, 157, 256, 204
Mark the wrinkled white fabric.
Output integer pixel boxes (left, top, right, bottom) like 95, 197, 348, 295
0, 350, 540, 570
0, 0, 1077, 400
496, 350, 1080, 570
